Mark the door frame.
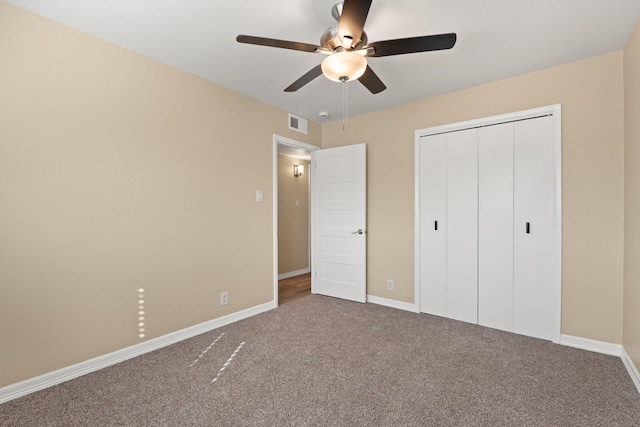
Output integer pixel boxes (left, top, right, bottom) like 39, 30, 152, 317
273, 134, 320, 307
414, 104, 562, 342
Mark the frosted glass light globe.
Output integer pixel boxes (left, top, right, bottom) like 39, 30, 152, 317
321, 51, 367, 82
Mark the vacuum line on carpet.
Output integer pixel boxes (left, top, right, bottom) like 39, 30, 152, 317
211, 341, 245, 383
189, 332, 225, 367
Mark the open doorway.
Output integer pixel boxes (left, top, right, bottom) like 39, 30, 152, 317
273, 135, 320, 306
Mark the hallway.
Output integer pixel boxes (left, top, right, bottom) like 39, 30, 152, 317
278, 273, 311, 305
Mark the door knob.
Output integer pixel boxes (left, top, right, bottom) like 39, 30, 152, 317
352, 229, 364, 235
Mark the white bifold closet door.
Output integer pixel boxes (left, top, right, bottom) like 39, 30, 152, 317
419, 134, 448, 317
512, 116, 556, 340
420, 114, 557, 341
419, 129, 477, 324
445, 130, 478, 323
478, 123, 514, 332
478, 116, 555, 338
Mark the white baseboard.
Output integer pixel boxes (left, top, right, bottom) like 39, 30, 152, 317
367, 295, 420, 313
0, 301, 275, 404
622, 347, 640, 394
560, 334, 622, 356
278, 268, 310, 280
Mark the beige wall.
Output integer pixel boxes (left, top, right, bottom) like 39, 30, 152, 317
277, 155, 310, 275
0, 2, 320, 387
624, 20, 640, 370
2, 0, 637, 391
323, 52, 625, 344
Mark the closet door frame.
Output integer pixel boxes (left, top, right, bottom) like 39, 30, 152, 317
414, 104, 562, 343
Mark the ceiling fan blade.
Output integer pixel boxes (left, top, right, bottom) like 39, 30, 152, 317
338, 0, 372, 47
358, 65, 386, 94
284, 65, 323, 92
236, 35, 320, 53
365, 33, 457, 57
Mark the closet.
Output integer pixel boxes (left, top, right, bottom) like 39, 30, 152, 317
417, 106, 561, 342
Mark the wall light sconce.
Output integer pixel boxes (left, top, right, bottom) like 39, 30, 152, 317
294, 164, 304, 177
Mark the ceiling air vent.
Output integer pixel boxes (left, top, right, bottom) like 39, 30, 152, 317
288, 113, 308, 135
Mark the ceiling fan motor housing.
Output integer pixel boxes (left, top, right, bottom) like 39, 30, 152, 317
321, 25, 367, 52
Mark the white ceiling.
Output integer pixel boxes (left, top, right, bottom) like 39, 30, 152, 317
277, 144, 311, 160
8, 0, 640, 123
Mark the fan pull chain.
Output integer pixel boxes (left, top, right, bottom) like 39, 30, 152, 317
341, 77, 348, 130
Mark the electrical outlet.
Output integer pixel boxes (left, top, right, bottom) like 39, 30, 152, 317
220, 291, 229, 306
387, 279, 394, 291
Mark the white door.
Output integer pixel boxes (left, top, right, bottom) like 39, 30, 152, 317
478, 123, 515, 332
417, 105, 561, 343
419, 134, 448, 316
419, 130, 478, 324
312, 144, 367, 303
513, 116, 556, 340
446, 129, 478, 324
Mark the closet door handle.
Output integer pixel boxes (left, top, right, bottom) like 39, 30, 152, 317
526, 222, 530, 234
435, 221, 438, 231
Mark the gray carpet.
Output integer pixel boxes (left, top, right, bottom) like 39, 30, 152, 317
1, 294, 639, 426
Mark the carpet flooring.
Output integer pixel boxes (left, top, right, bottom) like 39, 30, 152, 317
1, 295, 639, 426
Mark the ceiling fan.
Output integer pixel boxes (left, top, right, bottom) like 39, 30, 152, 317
236, 0, 457, 94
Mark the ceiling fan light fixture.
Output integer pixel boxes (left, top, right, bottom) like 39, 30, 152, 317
237, 1, 456, 94
321, 50, 367, 82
